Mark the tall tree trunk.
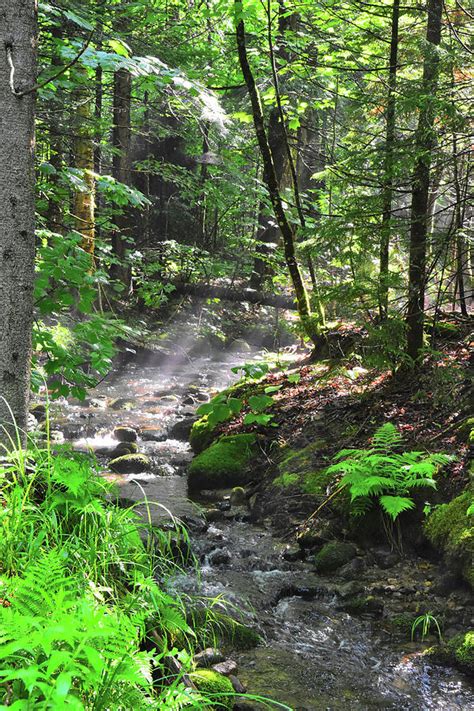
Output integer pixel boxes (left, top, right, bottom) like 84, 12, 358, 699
73, 62, 95, 263
379, 0, 400, 320
0, 0, 37, 446
46, 24, 63, 232
111, 67, 132, 286
250, 107, 289, 289
405, 0, 442, 361
235, 1, 318, 345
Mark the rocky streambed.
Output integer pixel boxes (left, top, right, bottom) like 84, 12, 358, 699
43, 339, 474, 710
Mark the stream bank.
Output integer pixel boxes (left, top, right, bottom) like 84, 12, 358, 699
42, 317, 473, 710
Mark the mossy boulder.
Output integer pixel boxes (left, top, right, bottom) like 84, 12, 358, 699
424, 490, 474, 588
190, 669, 234, 709
113, 426, 138, 443
111, 441, 139, 457
188, 434, 257, 491
429, 631, 474, 676
109, 453, 151, 474
190, 416, 216, 454
313, 541, 357, 573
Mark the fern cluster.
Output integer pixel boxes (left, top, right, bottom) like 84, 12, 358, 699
327, 423, 452, 522
0, 438, 228, 709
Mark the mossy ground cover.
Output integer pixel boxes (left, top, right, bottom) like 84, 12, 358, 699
189, 669, 234, 709
425, 489, 474, 588
429, 630, 474, 676
188, 433, 257, 490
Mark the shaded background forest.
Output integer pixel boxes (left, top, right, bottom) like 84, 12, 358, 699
31, 0, 472, 397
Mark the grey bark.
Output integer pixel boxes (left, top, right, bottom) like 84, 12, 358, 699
111, 68, 132, 285
0, 0, 37, 446
406, 0, 442, 361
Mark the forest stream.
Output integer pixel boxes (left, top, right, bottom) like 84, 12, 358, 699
55, 339, 474, 711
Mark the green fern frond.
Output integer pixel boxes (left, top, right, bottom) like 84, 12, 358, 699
379, 495, 415, 520
372, 423, 403, 451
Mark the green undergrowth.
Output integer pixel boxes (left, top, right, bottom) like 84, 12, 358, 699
188, 433, 257, 490
188, 608, 262, 651
424, 489, 474, 588
0, 434, 234, 709
190, 383, 269, 454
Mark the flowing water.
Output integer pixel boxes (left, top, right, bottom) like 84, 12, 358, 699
57, 341, 474, 711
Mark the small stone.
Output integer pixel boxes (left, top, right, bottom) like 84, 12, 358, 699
208, 548, 231, 566
227, 339, 252, 353
141, 428, 166, 442
313, 541, 357, 573
212, 659, 238, 676
205, 508, 225, 523
373, 548, 399, 569
230, 486, 247, 507
338, 557, 366, 580
229, 675, 246, 693
282, 546, 304, 562
29, 404, 47, 422
113, 426, 138, 443
169, 417, 197, 440
340, 595, 384, 616
431, 571, 461, 595
111, 441, 139, 457
109, 398, 136, 411
160, 395, 179, 403
195, 391, 210, 402
194, 648, 225, 668
337, 581, 365, 599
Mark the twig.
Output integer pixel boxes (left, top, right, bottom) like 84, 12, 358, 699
6, 28, 94, 98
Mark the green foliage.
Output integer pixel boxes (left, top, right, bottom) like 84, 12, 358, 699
196, 362, 277, 431
411, 612, 443, 642
0, 434, 225, 709
0, 552, 158, 709
326, 423, 452, 522
363, 319, 411, 371
33, 232, 137, 398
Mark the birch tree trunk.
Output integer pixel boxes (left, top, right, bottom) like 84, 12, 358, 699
0, 0, 37, 446
73, 62, 95, 262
